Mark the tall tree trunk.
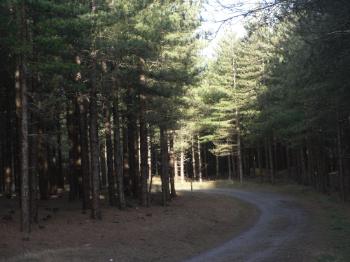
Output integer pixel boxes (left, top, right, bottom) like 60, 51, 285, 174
216, 155, 219, 178
78, 96, 91, 210
126, 86, 138, 198
139, 94, 148, 206
191, 136, 197, 180
231, 154, 236, 179
122, 120, 131, 195
169, 135, 176, 198
203, 144, 208, 179
29, 116, 38, 224
237, 129, 243, 184
89, 91, 101, 219
160, 127, 170, 205
180, 147, 185, 184
148, 135, 152, 181
17, 65, 30, 232
268, 137, 275, 184
112, 83, 125, 209
257, 145, 263, 182
105, 106, 116, 206
286, 145, 291, 180
174, 153, 178, 182
299, 147, 306, 185
16, 0, 30, 234
197, 136, 202, 183
336, 110, 345, 201
89, 0, 101, 219
138, 60, 148, 204
56, 118, 64, 188
100, 143, 107, 189
173, 134, 178, 182
252, 149, 257, 177
67, 100, 81, 201
228, 155, 232, 180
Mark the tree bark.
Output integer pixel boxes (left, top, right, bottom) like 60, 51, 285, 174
180, 147, 185, 184
100, 143, 107, 189
336, 110, 345, 200
197, 136, 202, 183
237, 128, 243, 184
148, 135, 152, 181
286, 145, 291, 180
67, 102, 81, 201
78, 96, 91, 210
169, 135, 176, 198
89, 89, 101, 219
16, 0, 30, 234
203, 143, 208, 179
105, 105, 116, 206
191, 136, 197, 180
112, 84, 126, 209
139, 94, 148, 206
216, 155, 219, 178
257, 145, 263, 182
160, 127, 170, 205
89, 0, 101, 219
268, 137, 275, 184
228, 155, 232, 181
56, 118, 64, 188
126, 86, 138, 198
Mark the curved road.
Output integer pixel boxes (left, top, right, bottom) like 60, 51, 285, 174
184, 188, 308, 262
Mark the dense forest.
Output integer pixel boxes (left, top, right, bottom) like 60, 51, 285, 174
0, 0, 349, 235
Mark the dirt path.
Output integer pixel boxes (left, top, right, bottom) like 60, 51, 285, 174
185, 188, 310, 262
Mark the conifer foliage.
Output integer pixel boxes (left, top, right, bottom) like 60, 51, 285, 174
0, 0, 201, 231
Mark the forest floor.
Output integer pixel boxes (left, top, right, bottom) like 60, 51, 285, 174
1, 179, 349, 262
0, 189, 258, 262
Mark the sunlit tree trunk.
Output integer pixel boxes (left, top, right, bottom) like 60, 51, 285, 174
197, 136, 202, 183
139, 93, 148, 206
191, 136, 197, 180
160, 127, 170, 205
148, 135, 152, 181
180, 147, 185, 184
169, 135, 176, 198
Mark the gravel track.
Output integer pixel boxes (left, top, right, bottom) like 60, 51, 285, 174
184, 188, 309, 262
